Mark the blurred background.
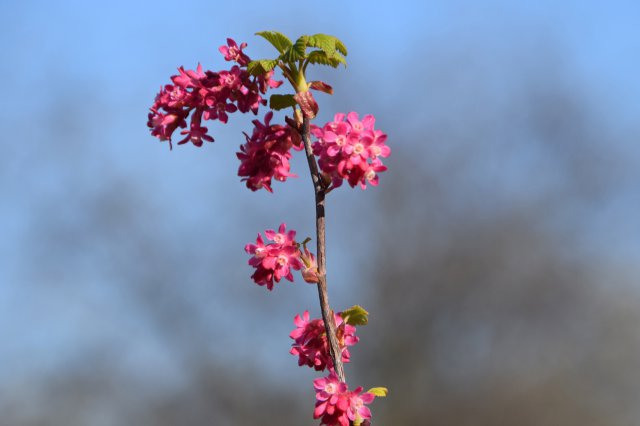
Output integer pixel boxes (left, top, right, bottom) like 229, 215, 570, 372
1, 1, 639, 425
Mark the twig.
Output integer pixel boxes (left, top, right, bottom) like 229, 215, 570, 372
300, 117, 346, 382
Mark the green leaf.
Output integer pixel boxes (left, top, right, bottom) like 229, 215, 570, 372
341, 305, 369, 326
255, 31, 292, 54
308, 34, 348, 59
335, 38, 348, 56
307, 34, 336, 58
269, 94, 297, 110
367, 387, 389, 397
281, 35, 308, 63
306, 51, 346, 68
247, 59, 278, 76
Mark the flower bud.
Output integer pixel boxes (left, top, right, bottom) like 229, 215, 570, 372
300, 247, 320, 283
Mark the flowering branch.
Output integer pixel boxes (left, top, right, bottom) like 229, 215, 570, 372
147, 31, 390, 426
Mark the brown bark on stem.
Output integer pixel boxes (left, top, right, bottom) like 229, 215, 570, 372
300, 117, 346, 383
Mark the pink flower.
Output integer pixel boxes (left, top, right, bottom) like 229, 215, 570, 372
314, 374, 350, 426
312, 112, 390, 189
218, 67, 243, 90
290, 311, 358, 371
245, 223, 302, 290
177, 108, 214, 147
172, 64, 207, 88
257, 69, 284, 92
264, 223, 297, 246
313, 374, 376, 426
233, 68, 281, 114
237, 112, 302, 192
346, 387, 375, 423
218, 38, 250, 66
147, 107, 185, 149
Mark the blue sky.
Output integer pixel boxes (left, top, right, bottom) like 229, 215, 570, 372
1, 0, 639, 397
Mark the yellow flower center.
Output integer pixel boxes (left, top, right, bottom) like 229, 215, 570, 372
366, 169, 376, 181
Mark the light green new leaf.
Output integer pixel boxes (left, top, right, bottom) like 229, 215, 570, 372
335, 38, 348, 56
269, 94, 297, 110
247, 59, 278, 76
256, 31, 292, 54
306, 51, 346, 68
307, 34, 337, 58
367, 387, 389, 397
281, 35, 308, 63
341, 305, 369, 326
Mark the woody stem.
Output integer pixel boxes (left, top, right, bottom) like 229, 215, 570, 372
300, 116, 346, 382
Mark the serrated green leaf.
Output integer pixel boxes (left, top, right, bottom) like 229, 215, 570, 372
307, 34, 336, 58
269, 94, 297, 110
281, 35, 308, 63
341, 305, 369, 326
294, 35, 309, 51
367, 387, 389, 397
330, 53, 347, 67
335, 38, 348, 56
247, 59, 278, 76
306, 51, 330, 65
307, 51, 346, 68
256, 31, 292, 54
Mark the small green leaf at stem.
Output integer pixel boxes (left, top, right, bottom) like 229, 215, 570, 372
247, 59, 278, 76
269, 94, 297, 110
341, 305, 369, 326
255, 31, 292, 53
366, 387, 389, 397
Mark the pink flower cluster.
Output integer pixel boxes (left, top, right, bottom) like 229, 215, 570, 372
290, 311, 358, 372
147, 39, 282, 149
312, 112, 390, 189
244, 223, 302, 290
290, 311, 375, 425
236, 112, 302, 192
314, 374, 375, 426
